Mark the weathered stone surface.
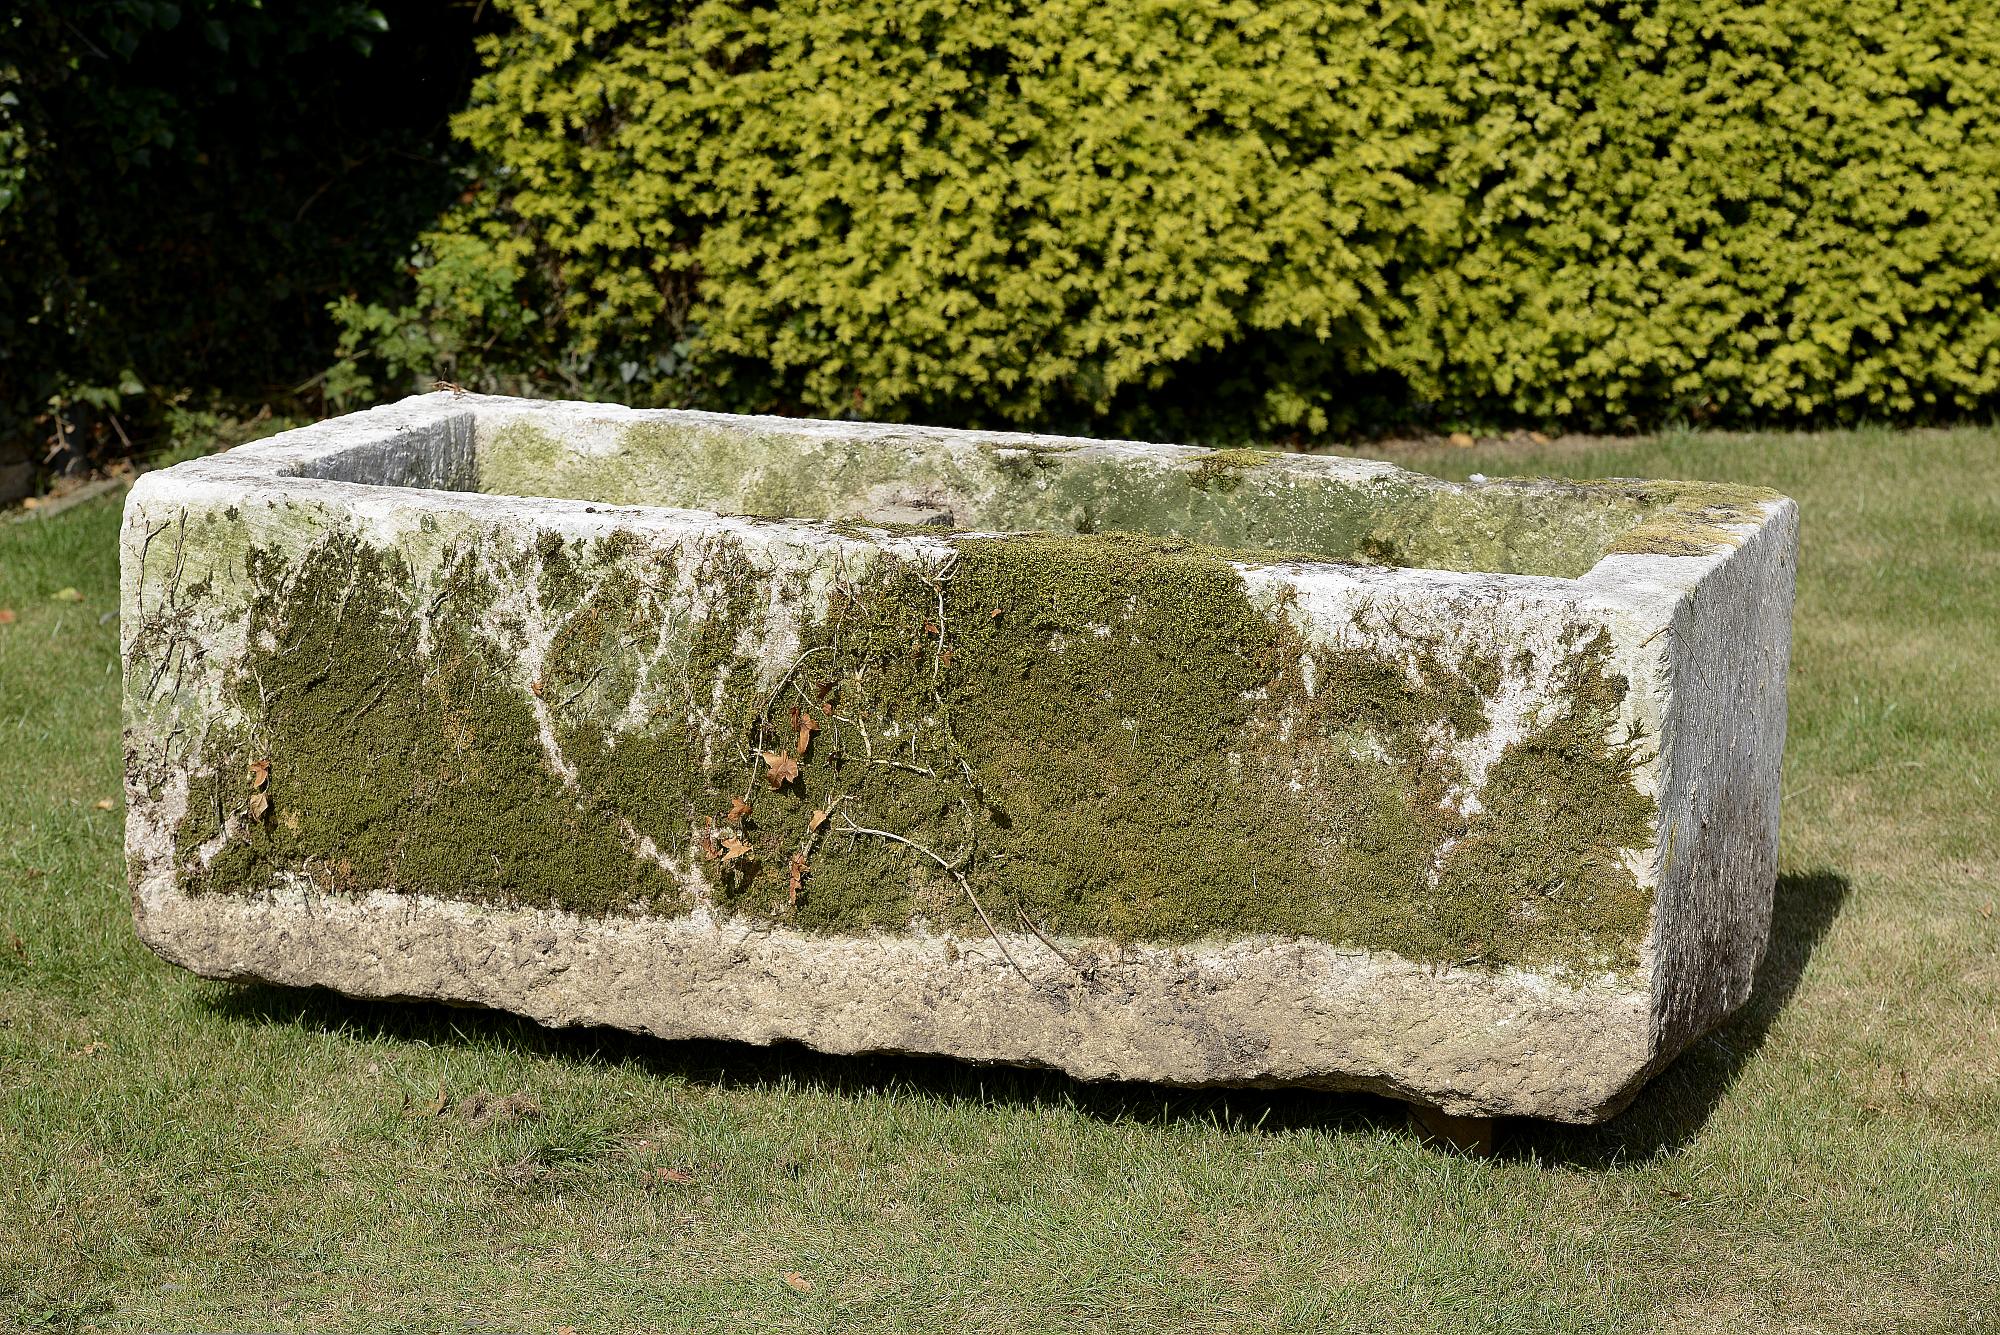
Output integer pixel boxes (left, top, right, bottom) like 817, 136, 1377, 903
122, 393, 1796, 1122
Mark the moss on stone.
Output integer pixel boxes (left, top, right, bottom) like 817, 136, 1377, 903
707, 530, 1655, 967
1429, 628, 1656, 964
176, 532, 686, 916
1602, 480, 1783, 557
178, 520, 1658, 970
1186, 447, 1282, 491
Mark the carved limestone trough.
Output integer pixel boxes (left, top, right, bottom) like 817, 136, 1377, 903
122, 393, 1796, 1124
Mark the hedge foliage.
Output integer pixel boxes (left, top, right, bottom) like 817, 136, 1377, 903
336, 2, 2000, 434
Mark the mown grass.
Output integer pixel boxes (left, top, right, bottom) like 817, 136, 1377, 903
1, 426, 1996, 1334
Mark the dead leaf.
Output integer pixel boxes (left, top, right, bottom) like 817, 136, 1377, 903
529, 679, 543, 698
989, 607, 1002, 619
796, 711, 819, 757
720, 833, 754, 866
457, 1090, 542, 1128
808, 808, 829, 833
814, 679, 836, 706
93, 797, 115, 810
697, 818, 721, 861
73, 1040, 107, 1058
787, 851, 808, 905
939, 648, 956, 668
762, 750, 800, 788
247, 758, 271, 790
417, 1081, 449, 1117
556, 1325, 578, 1335
51, 587, 83, 603
922, 619, 940, 637
781, 1272, 813, 1293
654, 1166, 695, 1184
0, 609, 15, 625
725, 795, 753, 823
246, 792, 270, 821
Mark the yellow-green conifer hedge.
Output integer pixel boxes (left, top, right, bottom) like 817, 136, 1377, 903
335, 0, 2000, 436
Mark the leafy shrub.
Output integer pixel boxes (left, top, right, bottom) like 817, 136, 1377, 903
335, 1, 2000, 435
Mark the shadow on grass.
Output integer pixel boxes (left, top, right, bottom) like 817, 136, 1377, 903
1505, 867, 1850, 1167
202, 869, 1849, 1165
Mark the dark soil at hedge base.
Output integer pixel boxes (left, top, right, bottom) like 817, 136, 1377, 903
167, 524, 1657, 973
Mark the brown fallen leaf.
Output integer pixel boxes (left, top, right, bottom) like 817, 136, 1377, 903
0, 608, 15, 625
247, 758, 271, 790
726, 795, 753, 823
781, 1272, 813, 1293
74, 1040, 108, 1058
720, 833, 754, 865
654, 1166, 695, 1184
762, 750, 800, 788
417, 1081, 450, 1117
796, 711, 819, 757
939, 648, 956, 668
93, 797, 116, 810
921, 619, 940, 637
529, 679, 543, 698
808, 808, 829, 833
814, 679, 836, 706
247, 792, 271, 821
456, 1090, 542, 1129
989, 607, 1002, 619
787, 851, 808, 905
556, 1325, 578, 1335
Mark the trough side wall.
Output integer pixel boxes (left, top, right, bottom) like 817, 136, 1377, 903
1642, 501, 1799, 1063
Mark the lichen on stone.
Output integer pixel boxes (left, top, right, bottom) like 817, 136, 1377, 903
1600, 479, 1783, 557
465, 419, 1758, 580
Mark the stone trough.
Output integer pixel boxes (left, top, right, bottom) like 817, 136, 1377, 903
122, 394, 1796, 1127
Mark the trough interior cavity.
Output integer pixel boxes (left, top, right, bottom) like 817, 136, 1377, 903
309, 409, 1754, 579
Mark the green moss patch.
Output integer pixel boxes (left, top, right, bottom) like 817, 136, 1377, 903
175, 533, 686, 916
178, 523, 1657, 969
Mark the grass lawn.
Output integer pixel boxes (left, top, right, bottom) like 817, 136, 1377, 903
2, 426, 1996, 1334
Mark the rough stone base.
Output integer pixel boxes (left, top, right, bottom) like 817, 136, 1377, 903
133, 880, 1656, 1123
